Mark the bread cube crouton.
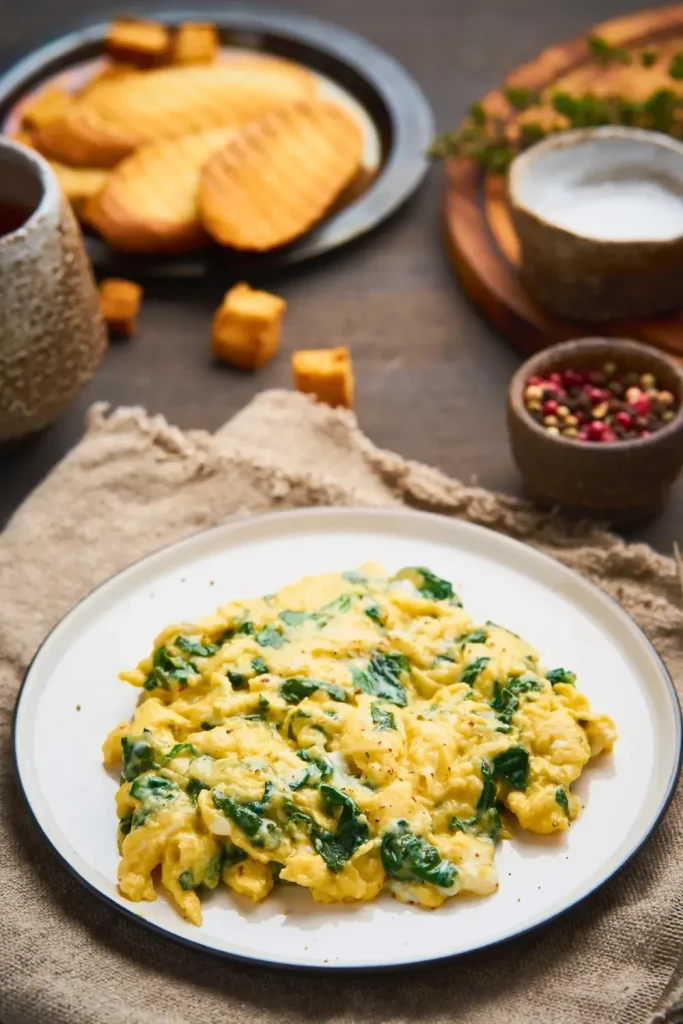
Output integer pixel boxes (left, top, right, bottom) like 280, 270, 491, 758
106, 17, 171, 67
21, 88, 72, 130
173, 22, 219, 65
291, 347, 354, 408
211, 282, 286, 370
99, 278, 143, 336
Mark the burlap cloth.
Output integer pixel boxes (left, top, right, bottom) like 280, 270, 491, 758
2, 389, 683, 1024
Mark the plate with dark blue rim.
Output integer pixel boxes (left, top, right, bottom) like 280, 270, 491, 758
0, 6, 434, 278
13, 507, 681, 969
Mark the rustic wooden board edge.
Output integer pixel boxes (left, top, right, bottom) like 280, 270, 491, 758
443, 2, 683, 360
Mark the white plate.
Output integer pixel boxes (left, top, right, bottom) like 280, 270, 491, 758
14, 508, 681, 970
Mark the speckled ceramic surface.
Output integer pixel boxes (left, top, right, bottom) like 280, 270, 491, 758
508, 128, 683, 322
0, 138, 106, 442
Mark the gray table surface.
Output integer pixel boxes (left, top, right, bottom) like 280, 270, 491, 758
1, 0, 681, 552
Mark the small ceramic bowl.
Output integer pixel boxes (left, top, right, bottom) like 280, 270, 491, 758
508, 127, 683, 321
507, 337, 683, 523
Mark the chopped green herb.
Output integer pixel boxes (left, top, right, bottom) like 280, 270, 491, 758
670, 53, 683, 79
505, 86, 541, 110
175, 636, 218, 658
251, 657, 269, 676
179, 870, 195, 891
371, 703, 396, 731
546, 667, 576, 687
280, 677, 348, 705
121, 734, 158, 782
460, 657, 490, 685
492, 746, 529, 791
469, 101, 487, 126
381, 820, 458, 888
556, 787, 570, 818
256, 625, 285, 648
588, 34, 631, 64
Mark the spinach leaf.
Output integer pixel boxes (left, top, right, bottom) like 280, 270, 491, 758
343, 571, 366, 583
450, 807, 502, 840
256, 625, 285, 648
179, 870, 195, 891
200, 721, 217, 731
555, 786, 570, 818
119, 815, 132, 836
228, 670, 248, 689
213, 788, 282, 849
371, 703, 396, 730
477, 761, 497, 813
363, 599, 383, 624
251, 657, 269, 676
459, 657, 490, 685
130, 775, 179, 828
492, 746, 529, 791
186, 778, 210, 803
279, 610, 309, 627
490, 684, 519, 729
144, 646, 197, 691
457, 629, 488, 645
546, 667, 576, 687
321, 594, 353, 615
485, 621, 521, 639
280, 677, 348, 705
121, 734, 158, 781
352, 653, 408, 707
203, 852, 223, 889
381, 820, 458, 888
297, 749, 333, 780
221, 841, 248, 870
175, 636, 219, 658
395, 567, 456, 602
282, 788, 369, 873
289, 768, 313, 791
507, 674, 543, 694
243, 695, 270, 721
164, 742, 199, 762
237, 621, 255, 636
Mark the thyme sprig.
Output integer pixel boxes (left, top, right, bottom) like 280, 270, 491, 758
430, 34, 683, 172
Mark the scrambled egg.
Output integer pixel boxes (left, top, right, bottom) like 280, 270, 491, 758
103, 563, 617, 925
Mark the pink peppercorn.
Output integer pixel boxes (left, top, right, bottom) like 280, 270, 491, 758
543, 399, 559, 415
587, 421, 605, 441
615, 411, 632, 429
632, 395, 651, 416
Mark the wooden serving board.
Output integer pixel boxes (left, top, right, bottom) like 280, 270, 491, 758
444, 3, 683, 358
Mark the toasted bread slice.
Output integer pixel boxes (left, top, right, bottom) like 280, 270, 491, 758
21, 87, 72, 130
34, 59, 318, 167
87, 128, 237, 252
49, 161, 110, 220
199, 99, 364, 250
173, 22, 219, 65
106, 17, 171, 67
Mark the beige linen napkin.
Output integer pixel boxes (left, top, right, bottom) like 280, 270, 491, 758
1, 390, 682, 1024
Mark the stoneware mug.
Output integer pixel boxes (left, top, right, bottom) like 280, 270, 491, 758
0, 137, 107, 442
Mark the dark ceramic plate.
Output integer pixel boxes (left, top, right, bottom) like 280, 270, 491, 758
0, 6, 434, 278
